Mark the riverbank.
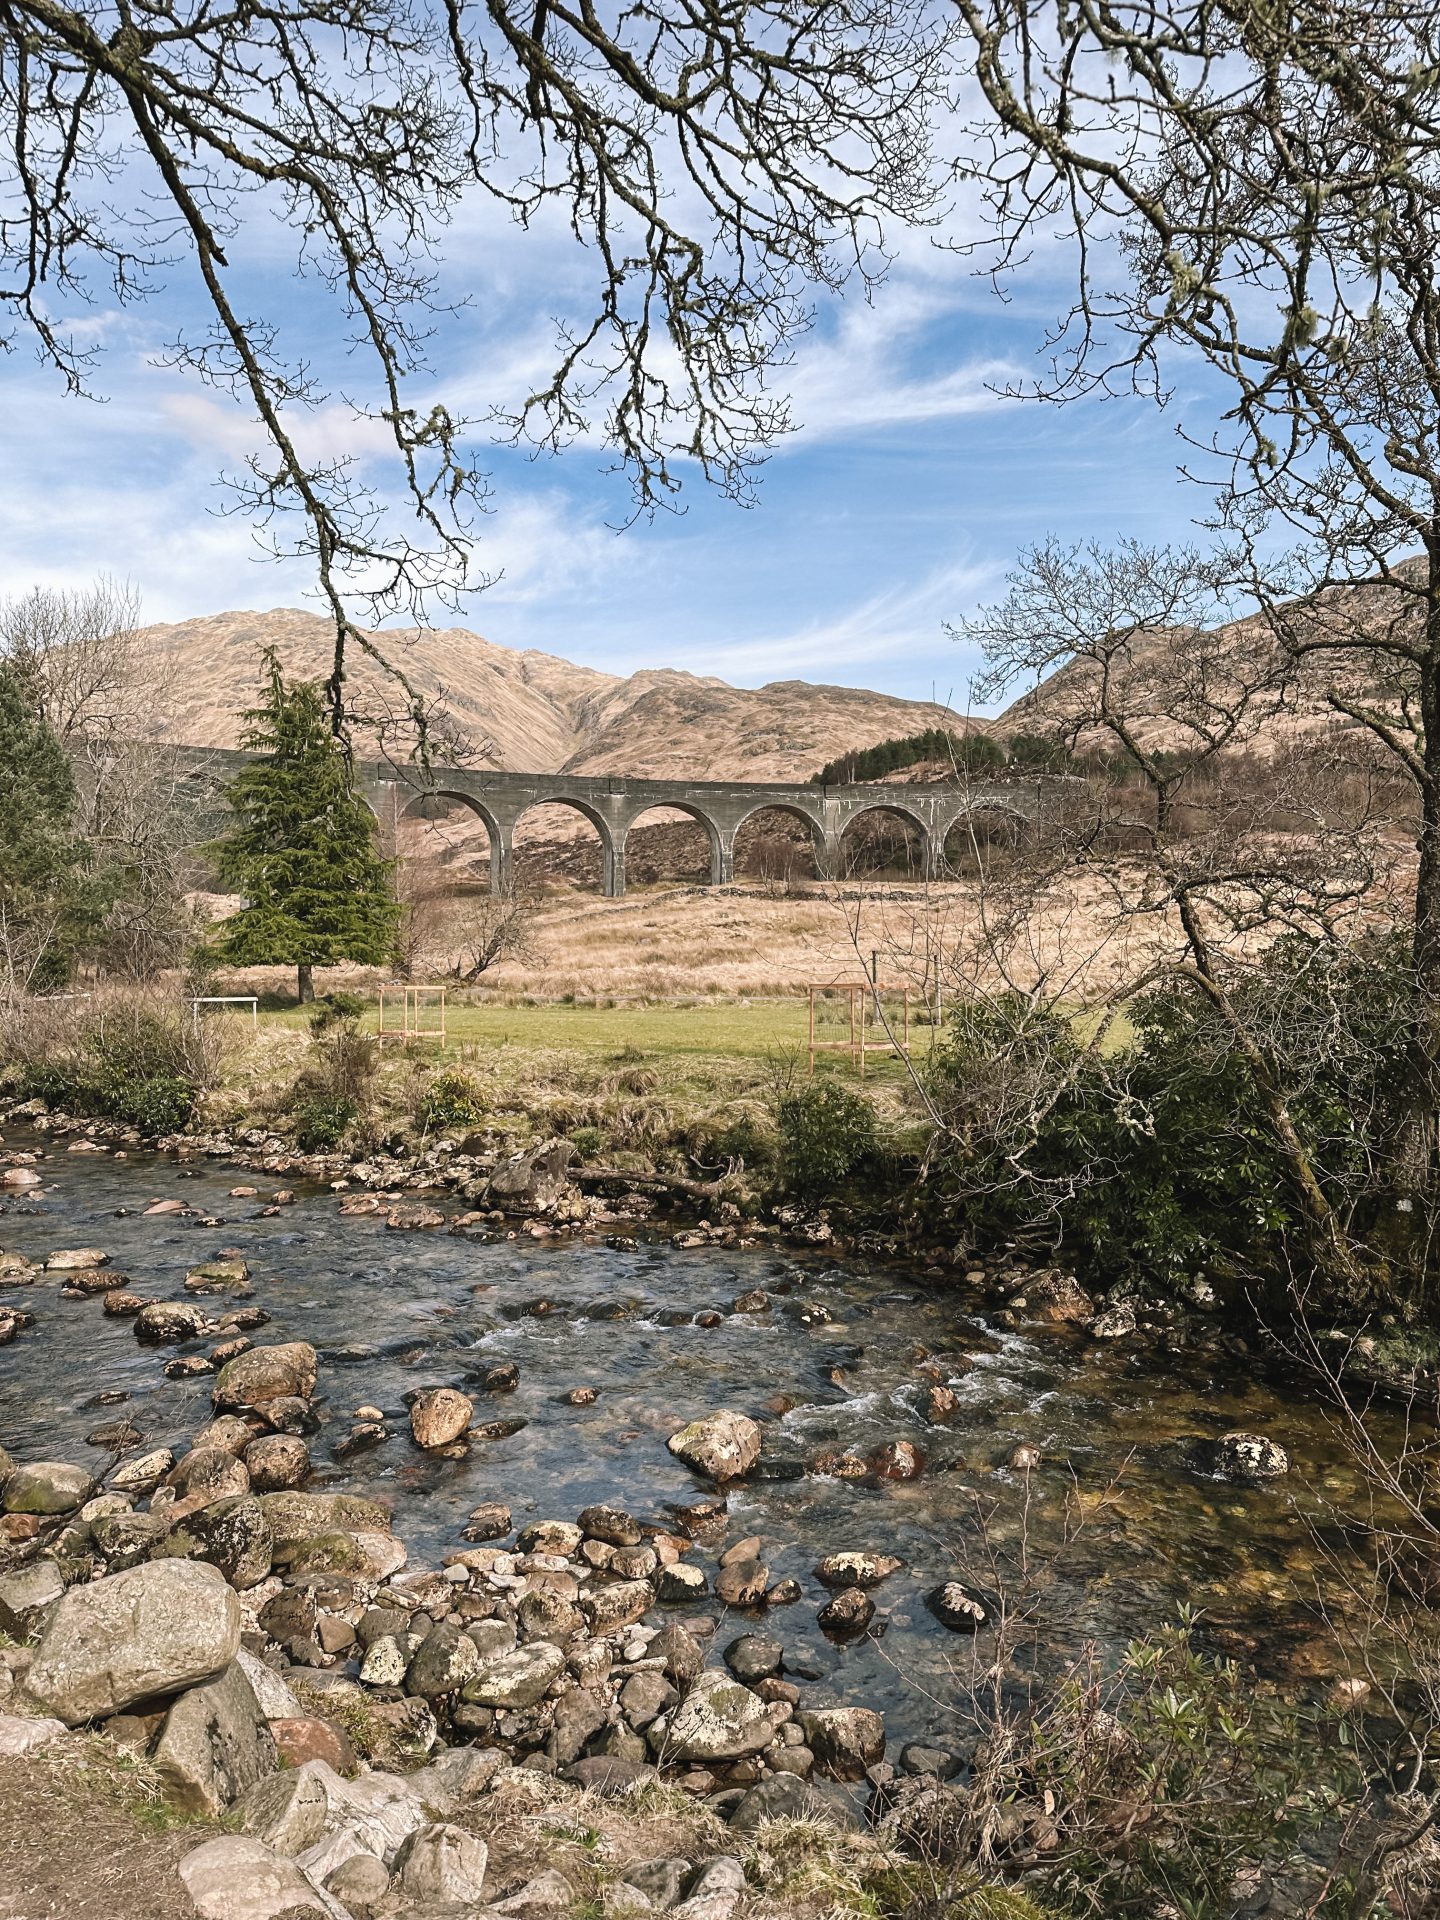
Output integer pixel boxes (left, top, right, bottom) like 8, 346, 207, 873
2, 1122, 1429, 1913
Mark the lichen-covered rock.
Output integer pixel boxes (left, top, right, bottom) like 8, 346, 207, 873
243, 1434, 311, 1491
667, 1411, 762, 1483
407, 1386, 474, 1450
153, 1659, 277, 1814
927, 1581, 991, 1632
517, 1519, 582, 1555
577, 1504, 642, 1547
487, 1137, 579, 1215
801, 1706, 886, 1779
3, 1460, 93, 1514
23, 1559, 240, 1724
816, 1586, 874, 1636
814, 1551, 903, 1588
406, 1622, 481, 1698
111, 1448, 174, 1494
461, 1642, 566, 1708
153, 1493, 274, 1590
168, 1446, 251, 1504
213, 1342, 317, 1410
1217, 1430, 1289, 1478
255, 1490, 393, 1543
655, 1669, 786, 1762
579, 1579, 655, 1633
134, 1301, 208, 1345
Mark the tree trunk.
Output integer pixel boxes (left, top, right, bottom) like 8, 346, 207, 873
1402, 627, 1440, 1227
297, 962, 314, 1004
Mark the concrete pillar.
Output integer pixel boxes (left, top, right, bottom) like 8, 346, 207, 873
712, 831, 735, 886
489, 824, 514, 897
602, 835, 625, 898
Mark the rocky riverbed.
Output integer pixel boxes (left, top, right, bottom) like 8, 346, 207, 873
0, 1117, 1416, 1918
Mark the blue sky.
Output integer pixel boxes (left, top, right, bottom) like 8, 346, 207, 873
0, 180, 1212, 713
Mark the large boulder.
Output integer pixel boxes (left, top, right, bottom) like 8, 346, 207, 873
655, 1669, 787, 1763
179, 1835, 342, 1920
486, 1137, 579, 1215
3, 1460, 92, 1514
153, 1493, 274, 1590
214, 1342, 317, 1411
460, 1642, 566, 1709
153, 1660, 278, 1814
667, 1411, 762, 1483
23, 1558, 240, 1724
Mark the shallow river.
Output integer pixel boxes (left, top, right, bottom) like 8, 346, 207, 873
0, 1132, 1406, 1752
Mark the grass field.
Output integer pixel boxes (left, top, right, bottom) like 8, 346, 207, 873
210, 988, 932, 1165
258, 990, 936, 1076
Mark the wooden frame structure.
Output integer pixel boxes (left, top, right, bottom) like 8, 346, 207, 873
377, 983, 447, 1045
806, 981, 911, 1078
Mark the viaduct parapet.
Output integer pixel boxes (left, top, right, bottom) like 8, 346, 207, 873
167, 747, 1044, 899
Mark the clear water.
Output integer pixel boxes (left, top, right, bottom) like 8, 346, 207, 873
0, 1131, 1401, 1752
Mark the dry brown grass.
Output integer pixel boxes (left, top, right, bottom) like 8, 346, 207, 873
0, 1736, 214, 1920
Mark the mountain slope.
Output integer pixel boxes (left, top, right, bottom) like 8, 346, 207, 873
132, 609, 967, 781
993, 573, 1418, 758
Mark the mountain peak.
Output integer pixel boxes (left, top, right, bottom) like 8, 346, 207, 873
134, 609, 970, 782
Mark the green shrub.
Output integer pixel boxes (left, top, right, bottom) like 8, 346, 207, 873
293, 1093, 356, 1150
926, 934, 1419, 1298
288, 1006, 376, 1147
775, 1079, 877, 1195
12, 1000, 206, 1134
309, 990, 367, 1033
418, 1069, 485, 1133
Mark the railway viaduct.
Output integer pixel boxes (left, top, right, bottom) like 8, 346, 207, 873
168, 747, 1043, 899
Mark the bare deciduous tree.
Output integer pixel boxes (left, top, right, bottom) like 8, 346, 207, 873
0, 581, 196, 977
950, 0, 1440, 1195
931, 540, 1398, 1290
0, 0, 946, 732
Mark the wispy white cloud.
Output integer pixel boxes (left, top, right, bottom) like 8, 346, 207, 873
688, 556, 999, 700
782, 281, 1018, 442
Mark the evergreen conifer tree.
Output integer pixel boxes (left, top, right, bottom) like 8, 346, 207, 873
213, 651, 398, 1003
0, 660, 98, 995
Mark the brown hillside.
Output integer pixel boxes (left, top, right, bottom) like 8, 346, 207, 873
133, 608, 966, 781
994, 571, 1421, 757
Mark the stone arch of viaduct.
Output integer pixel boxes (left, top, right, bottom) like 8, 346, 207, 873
366, 765, 1040, 899
161, 747, 1044, 900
